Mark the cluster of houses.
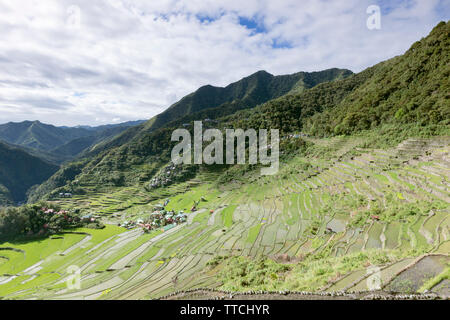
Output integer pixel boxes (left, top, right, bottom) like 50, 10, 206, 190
148, 162, 188, 189
119, 199, 188, 233
81, 213, 100, 223
204, 118, 219, 124
282, 132, 309, 140
58, 192, 73, 198
140, 209, 188, 233
35, 207, 104, 234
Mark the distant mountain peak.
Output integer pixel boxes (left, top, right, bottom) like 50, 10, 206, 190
0, 119, 146, 159
251, 70, 272, 76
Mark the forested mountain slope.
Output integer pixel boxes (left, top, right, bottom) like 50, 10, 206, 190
226, 21, 449, 137
0, 141, 58, 204
83, 69, 352, 158
27, 21, 449, 204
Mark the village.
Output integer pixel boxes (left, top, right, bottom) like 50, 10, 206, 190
118, 197, 207, 233
148, 162, 197, 189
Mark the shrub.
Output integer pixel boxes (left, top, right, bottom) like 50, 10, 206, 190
0, 202, 95, 242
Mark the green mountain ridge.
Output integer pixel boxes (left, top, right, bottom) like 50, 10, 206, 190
0, 141, 59, 204
36, 21, 449, 201
218, 22, 449, 139
28, 68, 353, 201
150, 68, 353, 131
84, 68, 352, 159
0, 120, 92, 151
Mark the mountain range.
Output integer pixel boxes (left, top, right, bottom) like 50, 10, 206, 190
1, 21, 449, 206
0, 120, 145, 162
0, 69, 352, 205
25, 68, 355, 202
81, 68, 352, 158
0, 21, 449, 300
29, 21, 448, 204
0, 120, 145, 204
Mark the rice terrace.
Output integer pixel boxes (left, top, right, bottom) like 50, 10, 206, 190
1, 132, 449, 300
0, 2, 449, 305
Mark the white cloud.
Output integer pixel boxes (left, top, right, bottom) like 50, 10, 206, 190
0, 0, 447, 126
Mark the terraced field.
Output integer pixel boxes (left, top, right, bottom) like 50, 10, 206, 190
0, 136, 449, 299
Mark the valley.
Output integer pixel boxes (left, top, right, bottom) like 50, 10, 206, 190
0, 20, 448, 300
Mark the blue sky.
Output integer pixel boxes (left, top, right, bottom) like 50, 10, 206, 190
0, 0, 448, 126
238, 16, 268, 34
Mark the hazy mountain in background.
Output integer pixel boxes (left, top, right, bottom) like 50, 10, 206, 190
0, 120, 145, 205
63, 120, 146, 131
0, 120, 91, 151
0, 120, 145, 163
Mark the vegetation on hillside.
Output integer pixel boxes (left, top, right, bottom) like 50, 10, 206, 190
0, 202, 103, 242
149, 68, 353, 131
28, 69, 352, 200
306, 21, 449, 136
207, 247, 429, 292
26, 160, 88, 203
222, 22, 449, 139
0, 141, 58, 204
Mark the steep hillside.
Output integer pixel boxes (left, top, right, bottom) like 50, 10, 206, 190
26, 160, 88, 204
2, 133, 449, 299
85, 69, 352, 158
43, 21, 449, 199
227, 21, 449, 137
306, 21, 449, 136
0, 141, 59, 204
150, 68, 352, 130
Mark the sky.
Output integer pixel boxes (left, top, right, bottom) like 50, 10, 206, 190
0, 0, 448, 126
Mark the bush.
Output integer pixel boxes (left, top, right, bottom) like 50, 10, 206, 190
0, 202, 94, 242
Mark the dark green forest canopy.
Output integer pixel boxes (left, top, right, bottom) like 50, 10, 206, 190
227, 21, 449, 137
0, 141, 58, 204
